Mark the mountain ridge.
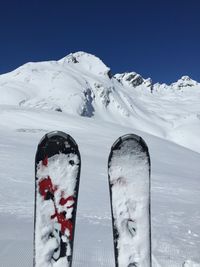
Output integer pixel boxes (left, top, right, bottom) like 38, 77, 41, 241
0, 51, 199, 152
1, 51, 199, 87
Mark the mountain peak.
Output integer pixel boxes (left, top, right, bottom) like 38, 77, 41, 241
180, 75, 192, 81
171, 75, 198, 88
59, 51, 112, 78
115, 72, 145, 87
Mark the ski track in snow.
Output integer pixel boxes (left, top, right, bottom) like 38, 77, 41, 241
0, 52, 199, 266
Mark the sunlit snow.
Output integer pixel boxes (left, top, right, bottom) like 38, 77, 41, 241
0, 52, 199, 266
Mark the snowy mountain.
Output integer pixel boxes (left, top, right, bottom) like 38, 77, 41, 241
1, 51, 200, 152
0, 51, 199, 266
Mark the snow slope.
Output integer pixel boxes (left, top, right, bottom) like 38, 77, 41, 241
0, 52, 199, 266
0, 51, 200, 152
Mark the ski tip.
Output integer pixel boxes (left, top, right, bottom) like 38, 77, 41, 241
38, 131, 78, 149
35, 131, 81, 166
110, 133, 148, 152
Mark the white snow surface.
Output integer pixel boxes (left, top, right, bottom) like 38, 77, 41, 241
108, 137, 150, 266
0, 51, 199, 266
35, 153, 80, 267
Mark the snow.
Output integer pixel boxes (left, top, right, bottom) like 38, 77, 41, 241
0, 51, 199, 266
35, 152, 80, 267
183, 260, 200, 267
108, 135, 151, 266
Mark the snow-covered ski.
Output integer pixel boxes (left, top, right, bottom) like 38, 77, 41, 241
108, 134, 151, 267
34, 131, 81, 267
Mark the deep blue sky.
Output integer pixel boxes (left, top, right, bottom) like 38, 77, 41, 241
0, 0, 200, 83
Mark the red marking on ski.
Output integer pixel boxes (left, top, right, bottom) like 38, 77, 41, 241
60, 195, 74, 208
42, 156, 48, 166
51, 211, 73, 239
39, 176, 57, 200
39, 173, 74, 240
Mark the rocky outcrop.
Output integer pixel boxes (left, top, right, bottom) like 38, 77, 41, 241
171, 76, 198, 89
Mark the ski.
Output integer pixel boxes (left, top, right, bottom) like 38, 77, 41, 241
33, 131, 81, 267
108, 134, 151, 267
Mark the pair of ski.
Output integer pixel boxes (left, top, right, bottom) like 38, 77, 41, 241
34, 131, 151, 267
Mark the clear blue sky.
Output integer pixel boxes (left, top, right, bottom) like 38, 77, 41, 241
0, 0, 200, 83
